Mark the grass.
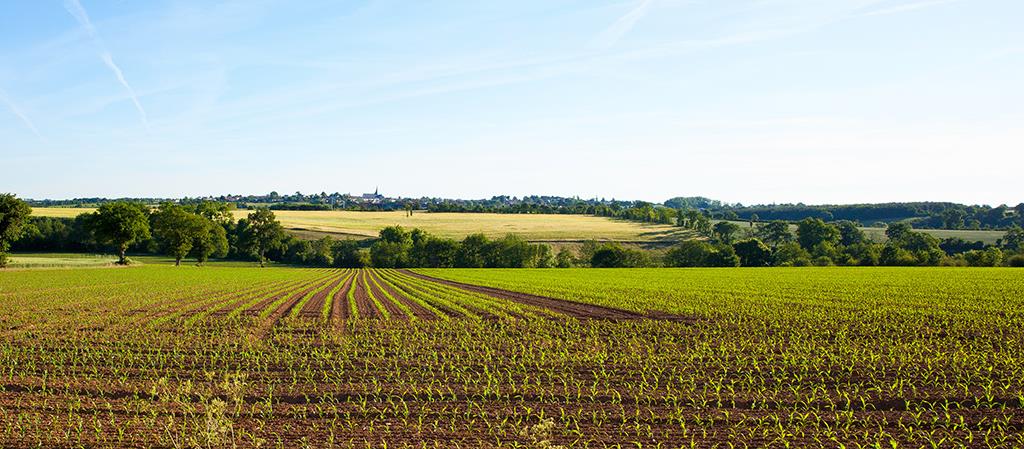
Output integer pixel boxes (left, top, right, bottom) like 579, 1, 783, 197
4, 253, 119, 268
4, 253, 288, 269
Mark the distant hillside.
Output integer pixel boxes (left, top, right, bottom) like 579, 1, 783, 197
708, 202, 1023, 230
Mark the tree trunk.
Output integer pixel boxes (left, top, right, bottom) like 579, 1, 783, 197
259, 250, 265, 268
175, 258, 181, 266
119, 245, 127, 265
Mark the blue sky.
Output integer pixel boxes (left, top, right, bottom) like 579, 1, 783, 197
1, 0, 1021, 205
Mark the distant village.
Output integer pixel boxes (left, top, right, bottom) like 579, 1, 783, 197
25, 190, 646, 213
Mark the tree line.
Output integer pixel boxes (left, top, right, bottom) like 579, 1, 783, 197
2, 194, 1022, 268
608, 219, 1024, 268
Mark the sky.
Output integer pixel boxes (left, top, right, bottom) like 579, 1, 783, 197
1, 0, 1022, 205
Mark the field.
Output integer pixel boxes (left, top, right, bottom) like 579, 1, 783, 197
1, 265, 1022, 448
30, 207, 692, 242
4, 253, 119, 269
31, 207, 1007, 244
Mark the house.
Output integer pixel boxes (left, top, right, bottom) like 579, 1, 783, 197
361, 188, 384, 203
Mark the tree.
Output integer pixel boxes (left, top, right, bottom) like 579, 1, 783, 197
483, 234, 538, 268
796, 218, 840, 251
152, 203, 206, 266
421, 237, 459, 268
191, 218, 228, 264
664, 240, 716, 267
941, 208, 966, 229
0, 194, 32, 268
555, 247, 575, 268
242, 208, 285, 267
332, 240, 366, 268
707, 244, 741, 267
1002, 226, 1024, 251
306, 237, 334, 266
844, 242, 882, 266
772, 242, 811, 266
86, 201, 151, 264
835, 220, 866, 246
733, 238, 772, 267
370, 226, 413, 268
188, 201, 233, 225
455, 234, 488, 268
590, 243, 650, 268
880, 245, 917, 266
885, 222, 913, 242
712, 221, 742, 244
963, 247, 1003, 267
756, 221, 793, 247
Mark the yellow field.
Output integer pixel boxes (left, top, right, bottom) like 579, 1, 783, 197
31, 207, 1006, 243
30, 207, 691, 242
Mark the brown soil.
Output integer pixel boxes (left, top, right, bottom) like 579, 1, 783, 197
400, 270, 692, 322
363, 271, 410, 319
329, 273, 356, 324
351, 271, 381, 319
253, 276, 339, 338
297, 272, 347, 319
377, 271, 466, 319
369, 271, 440, 320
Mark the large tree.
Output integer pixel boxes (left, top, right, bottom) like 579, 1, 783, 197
1001, 226, 1023, 252
664, 240, 715, 267
86, 202, 151, 264
835, 220, 866, 246
885, 222, 913, 242
796, 218, 840, 251
241, 208, 285, 267
712, 221, 742, 244
0, 194, 32, 268
191, 218, 229, 265
733, 238, 772, 267
756, 220, 793, 247
152, 203, 205, 266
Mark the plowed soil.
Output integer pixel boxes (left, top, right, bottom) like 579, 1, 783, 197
400, 270, 691, 321
329, 274, 356, 323
351, 271, 381, 319
368, 271, 439, 319
297, 272, 348, 319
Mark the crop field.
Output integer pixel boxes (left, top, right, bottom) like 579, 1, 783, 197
1, 266, 1022, 448
30, 207, 692, 242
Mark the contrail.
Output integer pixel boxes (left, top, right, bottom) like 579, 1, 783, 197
101, 52, 149, 127
0, 88, 45, 142
63, 0, 149, 129
591, 0, 655, 49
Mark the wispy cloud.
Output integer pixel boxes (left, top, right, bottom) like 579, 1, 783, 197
0, 88, 45, 142
859, 0, 961, 17
591, 0, 655, 49
63, 0, 149, 128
